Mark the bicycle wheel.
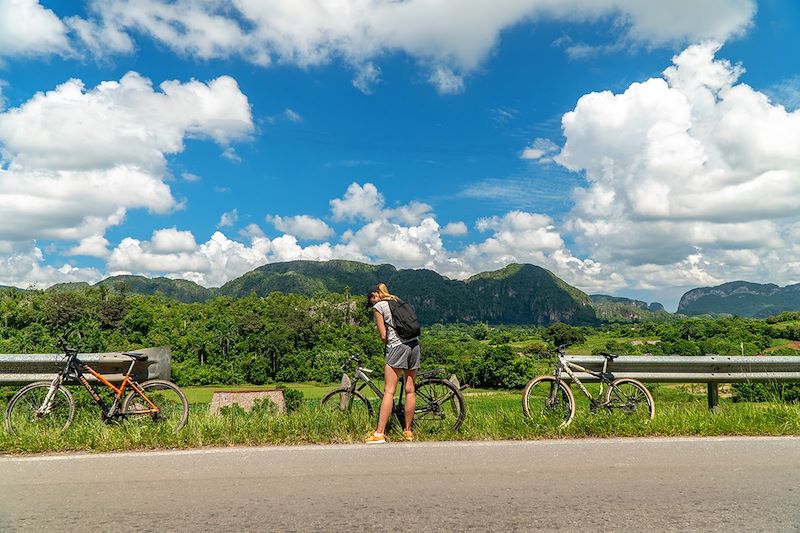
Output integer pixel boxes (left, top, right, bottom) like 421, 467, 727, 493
522, 376, 575, 427
5, 381, 76, 435
321, 387, 373, 416
122, 380, 189, 433
604, 378, 655, 421
414, 378, 466, 431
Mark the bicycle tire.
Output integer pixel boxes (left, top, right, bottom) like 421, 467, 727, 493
121, 379, 189, 433
320, 387, 373, 416
414, 378, 466, 432
5, 381, 76, 435
522, 375, 575, 427
604, 378, 655, 421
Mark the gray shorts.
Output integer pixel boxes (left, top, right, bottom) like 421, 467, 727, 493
385, 339, 421, 370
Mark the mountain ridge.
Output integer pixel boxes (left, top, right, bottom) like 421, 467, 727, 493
48, 260, 597, 325
589, 294, 669, 322
39, 261, 800, 321
677, 281, 800, 317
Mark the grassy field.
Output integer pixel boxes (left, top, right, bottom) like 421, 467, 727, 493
1, 381, 799, 454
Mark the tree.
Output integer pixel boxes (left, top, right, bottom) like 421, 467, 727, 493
466, 345, 535, 389
543, 322, 586, 347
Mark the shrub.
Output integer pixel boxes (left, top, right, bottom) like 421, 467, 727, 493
173, 361, 242, 386
733, 382, 800, 403
603, 339, 631, 354
516, 340, 549, 357
466, 345, 535, 389
283, 388, 305, 412
662, 339, 701, 356
310, 349, 348, 383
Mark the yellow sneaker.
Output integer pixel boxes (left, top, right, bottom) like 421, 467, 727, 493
365, 432, 386, 444
402, 430, 414, 442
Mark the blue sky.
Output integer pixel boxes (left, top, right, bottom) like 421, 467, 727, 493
0, 0, 798, 311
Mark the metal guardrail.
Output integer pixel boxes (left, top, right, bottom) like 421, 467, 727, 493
563, 354, 800, 409
564, 355, 800, 383
0, 347, 171, 385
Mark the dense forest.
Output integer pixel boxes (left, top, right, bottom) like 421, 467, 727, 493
2, 287, 799, 398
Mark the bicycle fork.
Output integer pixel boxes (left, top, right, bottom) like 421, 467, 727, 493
37, 375, 64, 417
548, 366, 564, 408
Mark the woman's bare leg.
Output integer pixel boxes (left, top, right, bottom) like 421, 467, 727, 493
403, 370, 416, 432
376, 365, 401, 435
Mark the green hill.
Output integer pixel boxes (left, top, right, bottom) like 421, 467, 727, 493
220, 260, 596, 325
590, 294, 670, 322
96, 275, 214, 303
677, 281, 800, 317
35, 260, 628, 325
465, 264, 596, 324
47, 282, 92, 292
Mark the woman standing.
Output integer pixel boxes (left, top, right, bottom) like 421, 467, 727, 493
365, 283, 420, 444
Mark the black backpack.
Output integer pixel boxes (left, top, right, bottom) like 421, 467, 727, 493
387, 299, 421, 339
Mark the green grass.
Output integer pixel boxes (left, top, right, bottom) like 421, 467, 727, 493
1, 382, 799, 454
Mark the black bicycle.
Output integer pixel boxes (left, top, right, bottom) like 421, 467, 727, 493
5, 346, 189, 434
321, 355, 467, 431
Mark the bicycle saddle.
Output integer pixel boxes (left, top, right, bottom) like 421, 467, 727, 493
418, 368, 444, 379
599, 352, 619, 361
123, 352, 148, 361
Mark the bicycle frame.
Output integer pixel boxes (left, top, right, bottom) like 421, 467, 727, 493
553, 353, 614, 403
349, 365, 404, 404
53, 350, 159, 420
341, 358, 443, 407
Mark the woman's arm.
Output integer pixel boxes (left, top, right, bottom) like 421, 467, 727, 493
373, 307, 387, 344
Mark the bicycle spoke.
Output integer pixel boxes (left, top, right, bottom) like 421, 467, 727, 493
522, 377, 574, 427
604, 379, 655, 421
413, 379, 465, 432
321, 388, 372, 418
121, 380, 189, 433
5, 382, 75, 434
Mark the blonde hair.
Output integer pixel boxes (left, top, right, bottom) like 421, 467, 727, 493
375, 283, 399, 301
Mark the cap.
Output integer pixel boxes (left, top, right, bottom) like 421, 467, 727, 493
365, 284, 379, 307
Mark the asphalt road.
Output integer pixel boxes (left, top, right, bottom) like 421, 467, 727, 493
1, 437, 799, 532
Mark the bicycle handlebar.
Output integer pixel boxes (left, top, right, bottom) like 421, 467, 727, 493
543, 345, 568, 357
340, 354, 362, 370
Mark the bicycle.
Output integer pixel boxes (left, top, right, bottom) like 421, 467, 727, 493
4, 346, 189, 434
522, 346, 655, 427
321, 355, 466, 431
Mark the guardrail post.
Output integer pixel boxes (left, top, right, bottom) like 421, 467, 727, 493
707, 383, 720, 412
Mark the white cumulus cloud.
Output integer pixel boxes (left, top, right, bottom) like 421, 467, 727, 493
218, 209, 239, 228
0, 72, 253, 243
442, 222, 468, 236
267, 214, 334, 241
0, 241, 102, 288
60, 0, 756, 92
330, 182, 432, 224
330, 182, 385, 222
556, 41, 800, 290
0, 0, 70, 58
66, 235, 111, 258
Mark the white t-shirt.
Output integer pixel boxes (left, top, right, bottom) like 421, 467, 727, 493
373, 300, 404, 347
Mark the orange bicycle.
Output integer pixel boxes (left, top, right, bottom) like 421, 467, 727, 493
4, 346, 188, 434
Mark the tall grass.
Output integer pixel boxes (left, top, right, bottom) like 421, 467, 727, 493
1, 386, 799, 454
